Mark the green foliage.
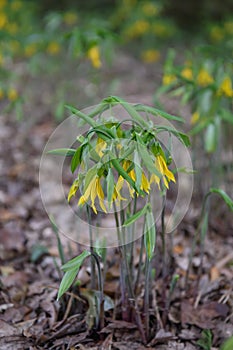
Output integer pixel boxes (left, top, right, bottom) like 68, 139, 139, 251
221, 336, 233, 350
196, 329, 213, 350
57, 250, 91, 300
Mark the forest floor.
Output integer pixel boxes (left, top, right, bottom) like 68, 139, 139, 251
0, 51, 233, 350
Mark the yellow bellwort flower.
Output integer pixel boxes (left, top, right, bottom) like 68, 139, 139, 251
63, 12, 78, 26
217, 76, 233, 98
197, 69, 214, 87
68, 180, 79, 202
7, 88, 18, 101
95, 137, 107, 157
151, 155, 175, 189
141, 49, 161, 63
78, 176, 107, 214
47, 42, 61, 55
191, 111, 200, 125
87, 46, 102, 69
162, 74, 177, 86
181, 67, 193, 80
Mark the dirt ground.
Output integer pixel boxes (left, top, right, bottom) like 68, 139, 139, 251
0, 51, 233, 349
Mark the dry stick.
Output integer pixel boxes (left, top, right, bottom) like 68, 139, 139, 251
87, 205, 96, 290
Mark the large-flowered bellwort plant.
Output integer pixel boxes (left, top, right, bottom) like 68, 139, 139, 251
49, 96, 190, 340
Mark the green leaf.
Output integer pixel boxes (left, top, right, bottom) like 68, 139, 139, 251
219, 108, 233, 125
66, 104, 97, 127
210, 188, 233, 211
84, 165, 98, 192
190, 118, 212, 136
47, 148, 76, 156
57, 268, 79, 300
221, 336, 233, 350
123, 204, 149, 227
106, 168, 115, 207
61, 250, 91, 272
71, 146, 82, 173
156, 126, 190, 147
134, 151, 142, 190
107, 96, 149, 128
136, 135, 161, 179
204, 123, 217, 153
49, 215, 65, 265
144, 207, 156, 261
135, 104, 184, 123
111, 158, 142, 194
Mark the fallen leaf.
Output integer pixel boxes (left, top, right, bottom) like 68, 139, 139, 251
181, 300, 229, 329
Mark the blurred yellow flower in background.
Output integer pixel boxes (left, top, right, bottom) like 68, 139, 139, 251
163, 74, 176, 86
0, 88, 4, 99
11, 1, 22, 11
191, 111, 200, 125
63, 12, 78, 26
141, 49, 160, 63
217, 76, 233, 97
0, 12, 7, 29
197, 69, 214, 87
87, 46, 102, 68
47, 42, 61, 55
125, 20, 150, 38
210, 26, 224, 42
181, 67, 193, 80
142, 2, 158, 16
7, 88, 18, 101
0, 0, 6, 10
25, 43, 37, 57
224, 21, 233, 35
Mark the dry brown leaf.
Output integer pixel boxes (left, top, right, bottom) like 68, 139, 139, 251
181, 300, 229, 329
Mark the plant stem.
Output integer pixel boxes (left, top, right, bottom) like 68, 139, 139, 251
134, 217, 146, 294
86, 205, 96, 289
91, 252, 104, 329
144, 256, 150, 340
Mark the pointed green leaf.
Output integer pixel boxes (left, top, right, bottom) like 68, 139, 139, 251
47, 148, 76, 156
61, 250, 91, 272
144, 207, 156, 261
156, 126, 190, 147
107, 96, 149, 128
84, 165, 98, 192
66, 104, 97, 127
210, 188, 233, 211
71, 146, 82, 173
135, 104, 184, 123
136, 135, 161, 179
57, 268, 79, 300
107, 168, 115, 207
134, 151, 142, 190
204, 123, 217, 153
123, 204, 148, 227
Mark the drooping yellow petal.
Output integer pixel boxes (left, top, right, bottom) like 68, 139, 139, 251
68, 180, 79, 202
78, 195, 87, 206
197, 69, 214, 87
141, 172, 150, 193
96, 137, 107, 157
150, 173, 161, 190
96, 178, 107, 213
156, 155, 176, 182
